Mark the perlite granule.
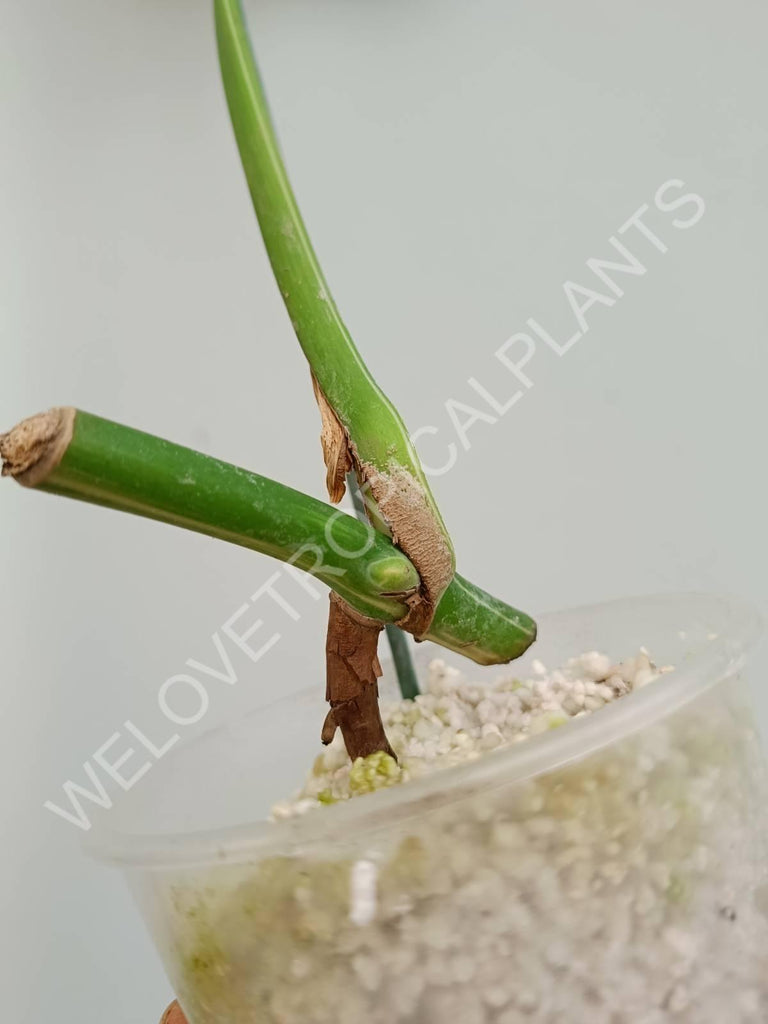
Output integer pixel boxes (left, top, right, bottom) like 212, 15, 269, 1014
271, 650, 666, 819
170, 649, 768, 1024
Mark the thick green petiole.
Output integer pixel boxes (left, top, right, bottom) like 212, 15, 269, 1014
214, 0, 455, 626
1, 409, 535, 665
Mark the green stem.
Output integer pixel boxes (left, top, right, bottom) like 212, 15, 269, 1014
2, 409, 535, 665
214, 0, 455, 594
383, 626, 421, 702
347, 472, 420, 700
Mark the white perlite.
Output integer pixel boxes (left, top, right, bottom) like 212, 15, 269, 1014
272, 650, 666, 819
171, 651, 768, 1024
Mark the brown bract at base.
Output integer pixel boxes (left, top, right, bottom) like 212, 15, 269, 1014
360, 460, 454, 638
311, 374, 351, 504
311, 377, 455, 758
310, 380, 454, 639
323, 592, 395, 761
0, 406, 75, 487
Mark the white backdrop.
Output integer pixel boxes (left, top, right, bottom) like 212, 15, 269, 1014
1, 2, 766, 1021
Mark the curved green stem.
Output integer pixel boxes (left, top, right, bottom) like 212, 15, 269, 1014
214, 0, 455, 592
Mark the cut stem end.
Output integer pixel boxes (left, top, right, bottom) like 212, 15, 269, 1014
0, 407, 75, 487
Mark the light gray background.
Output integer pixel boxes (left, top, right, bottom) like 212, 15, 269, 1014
2, 1, 766, 1021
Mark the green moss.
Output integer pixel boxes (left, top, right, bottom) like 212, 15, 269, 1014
349, 751, 402, 795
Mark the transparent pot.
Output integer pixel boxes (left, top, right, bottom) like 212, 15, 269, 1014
89, 593, 768, 1023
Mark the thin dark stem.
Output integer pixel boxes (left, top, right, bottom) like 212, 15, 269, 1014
347, 472, 420, 699
383, 625, 420, 701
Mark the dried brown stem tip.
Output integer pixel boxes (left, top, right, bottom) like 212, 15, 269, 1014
324, 592, 396, 762
0, 407, 75, 487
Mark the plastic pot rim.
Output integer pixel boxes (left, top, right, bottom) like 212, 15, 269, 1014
85, 590, 764, 871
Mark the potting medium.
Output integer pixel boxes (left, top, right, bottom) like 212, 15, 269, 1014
89, 594, 768, 1024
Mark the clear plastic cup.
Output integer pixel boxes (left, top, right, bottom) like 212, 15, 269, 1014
88, 593, 768, 1023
